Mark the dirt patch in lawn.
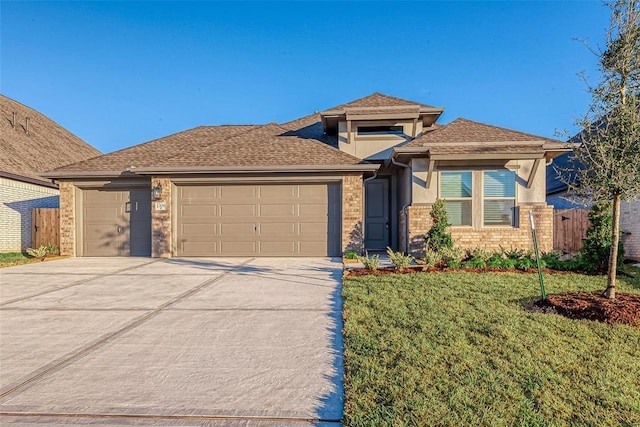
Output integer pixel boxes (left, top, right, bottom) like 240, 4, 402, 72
538, 291, 640, 327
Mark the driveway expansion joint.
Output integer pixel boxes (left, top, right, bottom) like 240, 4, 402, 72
0, 259, 161, 307
0, 258, 255, 401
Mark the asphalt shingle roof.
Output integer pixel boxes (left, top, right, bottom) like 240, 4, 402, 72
0, 95, 101, 184
406, 118, 559, 148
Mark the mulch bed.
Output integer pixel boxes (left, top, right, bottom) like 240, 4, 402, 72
344, 265, 567, 277
538, 291, 640, 327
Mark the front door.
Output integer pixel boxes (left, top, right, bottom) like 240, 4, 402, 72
364, 178, 390, 251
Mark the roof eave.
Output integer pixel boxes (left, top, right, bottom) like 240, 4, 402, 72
132, 164, 380, 175
0, 171, 59, 188
40, 170, 139, 179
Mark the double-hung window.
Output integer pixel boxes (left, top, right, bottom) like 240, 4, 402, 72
483, 170, 516, 226
440, 171, 473, 226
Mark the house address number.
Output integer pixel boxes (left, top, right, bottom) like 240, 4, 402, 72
154, 202, 167, 211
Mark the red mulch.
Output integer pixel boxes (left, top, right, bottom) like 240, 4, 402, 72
539, 291, 640, 327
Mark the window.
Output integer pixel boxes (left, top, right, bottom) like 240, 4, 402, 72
356, 125, 404, 136
440, 171, 472, 226
484, 170, 516, 226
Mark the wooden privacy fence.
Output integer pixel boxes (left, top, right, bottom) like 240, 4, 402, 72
32, 208, 60, 249
553, 208, 590, 254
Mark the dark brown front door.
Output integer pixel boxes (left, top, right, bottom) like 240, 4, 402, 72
364, 178, 390, 251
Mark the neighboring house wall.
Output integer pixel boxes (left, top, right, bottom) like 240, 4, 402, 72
620, 199, 640, 261
406, 159, 553, 255
0, 177, 59, 252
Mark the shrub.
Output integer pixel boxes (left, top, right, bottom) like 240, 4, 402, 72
465, 247, 492, 263
26, 245, 47, 258
580, 202, 625, 272
344, 251, 358, 260
500, 246, 529, 260
463, 257, 487, 268
425, 199, 453, 252
45, 243, 59, 256
386, 247, 414, 270
516, 257, 537, 270
422, 249, 441, 267
440, 246, 464, 268
502, 258, 516, 269
487, 255, 505, 268
358, 252, 380, 271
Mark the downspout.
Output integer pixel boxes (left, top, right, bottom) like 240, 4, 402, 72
390, 156, 411, 253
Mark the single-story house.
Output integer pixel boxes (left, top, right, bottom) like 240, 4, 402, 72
0, 94, 101, 252
547, 152, 640, 261
44, 93, 569, 258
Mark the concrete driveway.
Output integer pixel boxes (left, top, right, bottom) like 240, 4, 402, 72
0, 257, 344, 426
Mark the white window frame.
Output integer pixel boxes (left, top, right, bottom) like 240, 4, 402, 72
439, 171, 474, 227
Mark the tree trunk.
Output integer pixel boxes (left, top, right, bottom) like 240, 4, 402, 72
604, 193, 622, 299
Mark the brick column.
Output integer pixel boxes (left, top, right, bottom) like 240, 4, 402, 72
407, 204, 433, 257
342, 174, 364, 253
58, 181, 76, 256
151, 177, 172, 258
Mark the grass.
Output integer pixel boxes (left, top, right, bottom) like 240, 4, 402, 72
0, 252, 39, 268
342, 270, 640, 426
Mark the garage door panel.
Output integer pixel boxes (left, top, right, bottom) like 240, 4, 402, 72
260, 204, 295, 217
220, 222, 257, 236
180, 186, 219, 200
259, 241, 296, 255
259, 223, 297, 235
181, 223, 217, 236
176, 183, 340, 257
220, 204, 256, 217
180, 204, 218, 217
220, 241, 257, 254
181, 241, 218, 255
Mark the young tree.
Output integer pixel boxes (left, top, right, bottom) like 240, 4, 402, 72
568, 0, 640, 299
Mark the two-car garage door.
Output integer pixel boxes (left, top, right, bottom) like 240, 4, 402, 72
175, 183, 341, 257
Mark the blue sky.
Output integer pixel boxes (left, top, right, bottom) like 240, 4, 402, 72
1, 1, 609, 154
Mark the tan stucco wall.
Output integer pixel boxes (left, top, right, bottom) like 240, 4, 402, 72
410, 159, 547, 206
338, 120, 424, 160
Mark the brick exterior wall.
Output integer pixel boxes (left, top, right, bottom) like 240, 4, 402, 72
620, 199, 640, 261
58, 181, 76, 256
151, 177, 172, 258
0, 177, 59, 252
407, 203, 554, 257
342, 174, 364, 253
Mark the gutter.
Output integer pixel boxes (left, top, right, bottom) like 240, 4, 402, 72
0, 171, 59, 189
131, 164, 380, 175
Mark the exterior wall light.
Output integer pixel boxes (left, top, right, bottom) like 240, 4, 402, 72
152, 184, 163, 200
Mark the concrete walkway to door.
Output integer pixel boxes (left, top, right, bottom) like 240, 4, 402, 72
0, 257, 344, 426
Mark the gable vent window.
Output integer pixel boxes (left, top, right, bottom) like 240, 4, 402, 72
357, 125, 404, 136
483, 170, 516, 226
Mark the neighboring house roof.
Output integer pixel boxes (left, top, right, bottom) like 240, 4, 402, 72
0, 94, 101, 186
547, 152, 570, 194
47, 122, 371, 177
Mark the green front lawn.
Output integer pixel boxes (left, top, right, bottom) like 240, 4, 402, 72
0, 252, 38, 268
342, 271, 640, 426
